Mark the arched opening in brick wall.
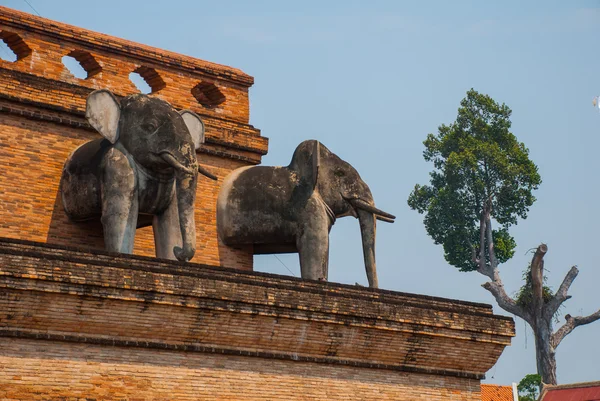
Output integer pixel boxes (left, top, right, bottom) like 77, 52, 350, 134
129, 66, 165, 94
192, 81, 226, 108
62, 56, 87, 79
0, 31, 31, 62
62, 50, 101, 79
0, 40, 16, 62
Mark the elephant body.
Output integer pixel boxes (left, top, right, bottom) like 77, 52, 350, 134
217, 140, 395, 287
60, 90, 216, 262
62, 139, 175, 220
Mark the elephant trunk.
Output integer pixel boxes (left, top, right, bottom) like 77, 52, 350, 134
173, 170, 198, 262
160, 152, 198, 262
357, 208, 378, 288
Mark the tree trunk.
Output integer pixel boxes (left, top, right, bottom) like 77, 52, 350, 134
533, 318, 557, 385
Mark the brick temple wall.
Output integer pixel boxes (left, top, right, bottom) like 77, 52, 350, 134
0, 238, 515, 400
0, 6, 268, 269
0, 339, 483, 400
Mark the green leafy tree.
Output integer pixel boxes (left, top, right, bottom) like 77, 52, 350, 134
408, 89, 600, 385
517, 374, 542, 401
517, 374, 541, 401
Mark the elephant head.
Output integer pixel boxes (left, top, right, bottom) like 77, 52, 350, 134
289, 140, 395, 288
84, 89, 216, 261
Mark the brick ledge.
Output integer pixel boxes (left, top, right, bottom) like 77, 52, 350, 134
0, 236, 507, 315
0, 329, 484, 379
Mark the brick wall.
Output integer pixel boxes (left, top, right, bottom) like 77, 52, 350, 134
0, 6, 267, 269
0, 238, 515, 400
0, 338, 483, 401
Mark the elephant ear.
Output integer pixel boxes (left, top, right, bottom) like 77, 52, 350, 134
85, 89, 121, 144
292, 140, 320, 191
179, 110, 205, 150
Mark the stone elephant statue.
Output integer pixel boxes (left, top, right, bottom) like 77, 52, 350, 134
60, 89, 216, 262
217, 140, 395, 288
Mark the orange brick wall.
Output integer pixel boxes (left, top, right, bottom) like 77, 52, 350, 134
0, 338, 482, 401
0, 239, 515, 400
0, 6, 268, 269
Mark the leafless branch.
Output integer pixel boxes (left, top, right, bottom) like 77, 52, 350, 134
471, 244, 480, 266
477, 265, 494, 280
551, 309, 600, 348
470, 200, 529, 321
485, 216, 497, 270
479, 212, 486, 271
477, 213, 529, 321
544, 266, 578, 319
482, 280, 528, 321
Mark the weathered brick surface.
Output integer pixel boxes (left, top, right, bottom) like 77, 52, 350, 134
0, 338, 482, 401
0, 6, 267, 268
0, 6, 256, 122
0, 238, 515, 400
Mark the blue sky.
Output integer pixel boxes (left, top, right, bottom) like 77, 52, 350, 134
3, 0, 599, 386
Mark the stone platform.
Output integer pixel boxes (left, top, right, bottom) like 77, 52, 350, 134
0, 237, 515, 400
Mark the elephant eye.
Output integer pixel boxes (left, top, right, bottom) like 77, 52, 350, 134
142, 120, 159, 133
334, 169, 345, 177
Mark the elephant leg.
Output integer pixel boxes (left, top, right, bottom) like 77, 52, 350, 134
100, 148, 138, 254
153, 188, 182, 260
296, 198, 330, 281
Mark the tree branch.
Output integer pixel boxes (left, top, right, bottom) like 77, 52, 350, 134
479, 211, 486, 271
551, 309, 600, 348
544, 266, 578, 320
472, 196, 528, 320
485, 215, 497, 270
471, 244, 480, 266
531, 244, 548, 313
478, 214, 528, 321
477, 262, 493, 280
482, 280, 528, 321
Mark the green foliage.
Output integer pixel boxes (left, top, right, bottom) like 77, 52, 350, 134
408, 89, 541, 271
516, 263, 554, 308
518, 373, 541, 401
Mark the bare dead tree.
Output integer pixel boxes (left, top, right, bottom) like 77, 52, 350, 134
478, 242, 600, 385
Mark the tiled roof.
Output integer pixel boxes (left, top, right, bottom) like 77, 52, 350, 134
481, 384, 514, 401
540, 381, 600, 401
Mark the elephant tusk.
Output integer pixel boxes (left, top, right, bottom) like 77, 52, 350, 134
198, 165, 218, 181
159, 152, 195, 175
376, 215, 395, 223
349, 198, 396, 221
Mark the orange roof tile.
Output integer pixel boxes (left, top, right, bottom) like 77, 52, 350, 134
481, 384, 514, 401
